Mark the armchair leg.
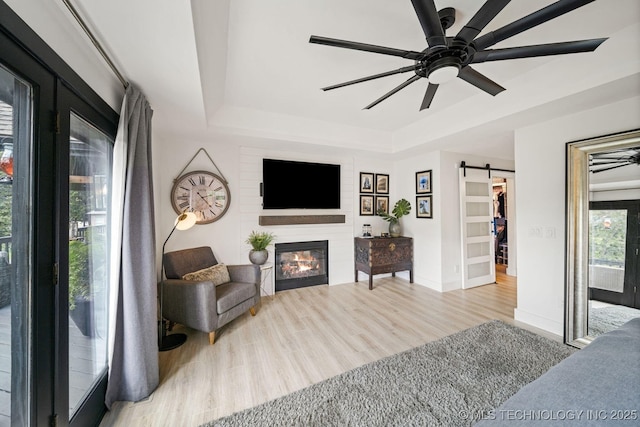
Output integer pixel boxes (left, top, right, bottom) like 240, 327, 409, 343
250, 306, 256, 316
209, 331, 215, 345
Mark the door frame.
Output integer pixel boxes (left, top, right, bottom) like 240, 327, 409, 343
588, 199, 639, 308
0, 3, 119, 425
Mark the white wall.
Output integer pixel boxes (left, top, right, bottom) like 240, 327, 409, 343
5, 0, 123, 111
514, 95, 640, 336
388, 150, 515, 292
152, 133, 408, 291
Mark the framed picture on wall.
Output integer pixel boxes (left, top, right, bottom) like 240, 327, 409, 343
375, 195, 389, 215
360, 195, 374, 215
416, 170, 432, 194
375, 174, 389, 194
416, 195, 433, 218
360, 172, 374, 193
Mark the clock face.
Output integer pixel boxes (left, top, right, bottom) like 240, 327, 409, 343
170, 171, 230, 224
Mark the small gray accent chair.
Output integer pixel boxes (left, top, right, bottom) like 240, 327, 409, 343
162, 246, 261, 344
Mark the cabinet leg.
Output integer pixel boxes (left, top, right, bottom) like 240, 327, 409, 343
410, 269, 414, 283
369, 275, 373, 290
355, 269, 358, 282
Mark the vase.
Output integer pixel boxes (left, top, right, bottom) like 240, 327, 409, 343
389, 222, 401, 237
70, 298, 95, 337
249, 249, 268, 265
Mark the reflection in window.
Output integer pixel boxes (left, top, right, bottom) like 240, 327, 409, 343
68, 112, 112, 416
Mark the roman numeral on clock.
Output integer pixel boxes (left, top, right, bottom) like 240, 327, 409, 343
179, 201, 190, 209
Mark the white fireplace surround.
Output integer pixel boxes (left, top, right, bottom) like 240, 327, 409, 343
239, 147, 355, 294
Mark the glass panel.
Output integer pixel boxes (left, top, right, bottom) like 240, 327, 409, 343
68, 113, 111, 417
465, 181, 488, 197
467, 242, 489, 258
467, 222, 490, 238
588, 209, 626, 292
466, 202, 489, 217
0, 64, 33, 427
468, 262, 490, 279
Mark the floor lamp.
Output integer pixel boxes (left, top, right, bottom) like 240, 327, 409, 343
159, 211, 196, 351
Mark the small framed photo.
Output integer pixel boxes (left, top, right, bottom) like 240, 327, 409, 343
360, 172, 374, 193
360, 195, 374, 216
375, 174, 389, 194
416, 170, 432, 194
416, 195, 433, 218
375, 195, 389, 215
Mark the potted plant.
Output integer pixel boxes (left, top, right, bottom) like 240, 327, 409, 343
378, 198, 411, 237
246, 230, 275, 265
68, 230, 106, 336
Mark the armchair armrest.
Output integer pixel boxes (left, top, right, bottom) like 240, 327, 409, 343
162, 279, 218, 333
227, 264, 260, 285
227, 264, 261, 305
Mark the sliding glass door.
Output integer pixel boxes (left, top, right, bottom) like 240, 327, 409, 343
0, 8, 118, 425
59, 100, 114, 426
0, 60, 36, 427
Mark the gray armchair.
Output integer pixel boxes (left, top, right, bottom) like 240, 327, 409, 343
162, 246, 261, 344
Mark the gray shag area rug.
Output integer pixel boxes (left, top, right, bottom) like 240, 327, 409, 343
202, 320, 576, 427
589, 305, 640, 337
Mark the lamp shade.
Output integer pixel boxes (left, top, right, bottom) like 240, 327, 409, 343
175, 212, 197, 231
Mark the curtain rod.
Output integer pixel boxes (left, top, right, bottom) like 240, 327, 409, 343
459, 161, 515, 178
61, 0, 129, 88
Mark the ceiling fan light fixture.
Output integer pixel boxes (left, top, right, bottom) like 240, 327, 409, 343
428, 64, 460, 84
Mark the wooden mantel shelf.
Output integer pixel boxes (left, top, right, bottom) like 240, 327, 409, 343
259, 215, 345, 226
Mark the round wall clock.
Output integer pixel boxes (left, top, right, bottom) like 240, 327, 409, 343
170, 170, 230, 224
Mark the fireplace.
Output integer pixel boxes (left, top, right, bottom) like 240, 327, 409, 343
275, 240, 328, 291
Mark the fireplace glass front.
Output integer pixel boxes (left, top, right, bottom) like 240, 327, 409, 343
275, 240, 328, 291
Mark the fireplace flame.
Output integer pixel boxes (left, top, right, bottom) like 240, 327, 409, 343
279, 250, 323, 279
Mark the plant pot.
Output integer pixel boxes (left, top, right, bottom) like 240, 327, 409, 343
249, 249, 269, 265
389, 222, 401, 237
70, 297, 95, 337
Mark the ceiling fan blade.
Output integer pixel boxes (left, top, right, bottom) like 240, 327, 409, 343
472, 38, 607, 63
591, 162, 633, 173
457, 66, 505, 96
364, 75, 422, 109
410, 0, 447, 48
322, 66, 419, 91
474, 0, 595, 51
455, 0, 512, 44
420, 83, 439, 110
309, 36, 424, 60
591, 159, 630, 166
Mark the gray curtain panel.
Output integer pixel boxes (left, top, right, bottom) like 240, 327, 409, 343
105, 85, 159, 408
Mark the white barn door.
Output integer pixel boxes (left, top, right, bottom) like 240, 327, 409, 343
459, 167, 495, 288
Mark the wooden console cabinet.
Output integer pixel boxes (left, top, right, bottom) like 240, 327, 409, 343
354, 237, 413, 290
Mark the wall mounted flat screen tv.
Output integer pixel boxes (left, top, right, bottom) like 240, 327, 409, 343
262, 158, 341, 209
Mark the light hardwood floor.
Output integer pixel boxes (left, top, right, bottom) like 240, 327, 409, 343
100, 268, 524, 427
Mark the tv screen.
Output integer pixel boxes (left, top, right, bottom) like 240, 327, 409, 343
262, 158, 340, 209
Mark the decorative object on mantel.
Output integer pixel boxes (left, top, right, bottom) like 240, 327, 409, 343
170, 147, 230, 225
246, 230, 275, 265
378, 198, 411, 237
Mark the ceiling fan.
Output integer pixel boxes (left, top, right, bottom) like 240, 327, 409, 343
590, 147, 640, 173
309, 0, 607, 111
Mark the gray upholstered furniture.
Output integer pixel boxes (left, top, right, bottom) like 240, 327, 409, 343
162, 246, 261, 344
477, 317, 640, 426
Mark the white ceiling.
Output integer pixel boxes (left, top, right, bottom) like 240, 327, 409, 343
55, 0, 640, 158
